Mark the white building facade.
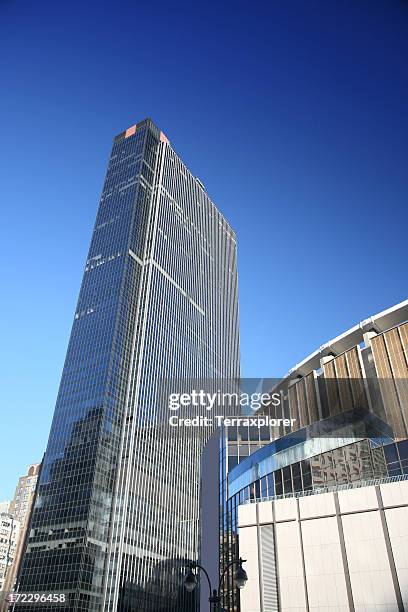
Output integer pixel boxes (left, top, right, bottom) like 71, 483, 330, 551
0, 504, 10, 516
238, 477, 408, 612
0, 513, 20, 593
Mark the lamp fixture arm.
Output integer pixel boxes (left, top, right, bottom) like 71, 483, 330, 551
189, 562, 213, 597
218, 557, 247, 593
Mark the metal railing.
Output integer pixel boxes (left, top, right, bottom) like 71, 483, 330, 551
243, 473, 408, 504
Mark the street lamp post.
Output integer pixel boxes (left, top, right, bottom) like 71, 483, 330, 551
184, 557, 248, 611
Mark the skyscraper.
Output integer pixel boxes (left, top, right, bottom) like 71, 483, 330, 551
16, 119, 239, 611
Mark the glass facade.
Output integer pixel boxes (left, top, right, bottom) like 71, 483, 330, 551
15, 119, 239, 612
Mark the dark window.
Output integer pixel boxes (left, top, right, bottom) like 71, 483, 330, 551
283, 477, 293, 494
388, 466, 402, 477
301, 459, 311, 476
227, 427, 238, 442
275, 470, 283, 496
397, 439, 408, 461
267, 473, 274, 497
282, 466, 291, 482
384, 443, 399, 464
292, 463, 301, 479
302, 472, 312, 490
228, 456, 238, 471
254, 480, 261, 499
239, 426, 249, 441
248, 426, 260, 442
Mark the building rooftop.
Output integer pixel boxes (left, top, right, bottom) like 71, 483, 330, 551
286, 298, 408, 379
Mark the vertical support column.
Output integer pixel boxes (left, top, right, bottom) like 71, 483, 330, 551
375, 486, 404, 611
333, 492, 355, 612
256, 504, 265, 612
271, 501, 281, 612
295, 498, 310, 612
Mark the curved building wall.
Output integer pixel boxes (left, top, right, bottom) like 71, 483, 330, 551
238, 477, 408, 612
221, 300, 408, 612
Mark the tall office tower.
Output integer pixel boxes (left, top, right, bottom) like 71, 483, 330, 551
16, 119, 239, 612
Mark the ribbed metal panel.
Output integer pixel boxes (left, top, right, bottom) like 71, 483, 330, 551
260, 525, 279, 611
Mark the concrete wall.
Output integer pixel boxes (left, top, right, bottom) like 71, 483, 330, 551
238, 480, 408, 611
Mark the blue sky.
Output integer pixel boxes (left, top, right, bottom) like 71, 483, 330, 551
1, 0, 407, 498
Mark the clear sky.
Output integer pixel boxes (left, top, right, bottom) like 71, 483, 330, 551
1, 0, 407, 498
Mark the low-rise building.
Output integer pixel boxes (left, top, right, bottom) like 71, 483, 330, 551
222, 299, 408, 611
0, 513, 20, 593
9, 465, 40, 527
0, 504, 9, 517
0, 464, 40, 607
238, 477, 408, 611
